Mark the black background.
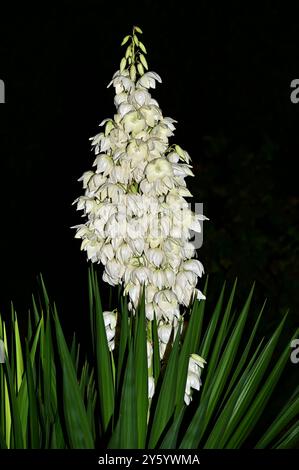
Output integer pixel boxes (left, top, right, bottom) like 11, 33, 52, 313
0, 449, 297, 467
0, 0, 298, 410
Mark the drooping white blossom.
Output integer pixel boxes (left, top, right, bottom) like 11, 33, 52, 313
184, 354, 206, 405
103, 310, 117, 351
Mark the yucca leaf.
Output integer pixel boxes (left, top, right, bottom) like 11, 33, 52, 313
256, 387, 299, 448
39, 274, 50, 310
217, 315, 287, 448
50, 415, 66, 449
54, 305, 94, 449
201, 280, 237, 399
16, 375, 29, 447
79, 361, 88, 398
109, 341, 138, 448
179, 375, 214, 448
148, 329, 181, 448
0, 345, 5, 439
86, 368, 97, 440
91, 268, 114, 434
0, 317, 10, 447
31, 294, 41, 327
13, 310, 24, 392
2, 321, 11, 447
29, 316, 43, 364
200, 282, 226, 361
203, 284, 254, 427
175, 277, 208, 411
39, 310, 58, 450
152, 314, 160, 384
12, 308, 29, 447
25, 341, 40, 448
204, 374, 250, 449
220, 300, 266, 405
180, 284, 254, 448
275, 421, 299, 449
70, 333, 77, 367
226, 324, 297, 448
88, 268, 95, 354
117, 296, 129, 389
14, 318, 42, 446
0, 426, 7, 449
134, 292, 148, 448
160, 406, 185, 449
203, 339, 264, 448
27, 310, 33, 342
4, 356, 24, 448
41, 311, 57, 443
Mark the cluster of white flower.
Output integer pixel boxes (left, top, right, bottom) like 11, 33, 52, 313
74, 27, 206, 405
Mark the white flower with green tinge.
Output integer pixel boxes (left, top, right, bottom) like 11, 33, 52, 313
184, 354, 206, 405
103, 310, 118, 351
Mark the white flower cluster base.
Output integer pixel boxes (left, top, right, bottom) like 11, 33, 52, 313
74, 28, 206, 405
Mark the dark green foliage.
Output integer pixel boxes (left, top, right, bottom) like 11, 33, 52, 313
0, 269, 297, 449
